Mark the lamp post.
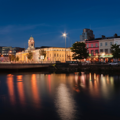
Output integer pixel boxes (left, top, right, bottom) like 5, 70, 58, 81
63, 33, 67, 62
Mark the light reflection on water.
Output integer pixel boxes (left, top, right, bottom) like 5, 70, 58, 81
7, 74, 15, 105
55, 84, 76, 120
17, 75, 25, 106
0, 72, 120, 119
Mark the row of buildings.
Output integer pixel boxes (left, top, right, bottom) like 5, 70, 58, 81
1, 28, 120, 62
80, 29, 120, 62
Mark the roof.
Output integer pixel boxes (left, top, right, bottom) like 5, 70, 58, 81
29, 36, 34, 40
35, 46, 70, 49
86, 36, 120, 42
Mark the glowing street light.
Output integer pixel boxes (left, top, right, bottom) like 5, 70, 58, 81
62, 33, 67, 62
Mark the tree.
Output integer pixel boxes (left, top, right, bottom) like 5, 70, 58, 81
71, 42, 89, 60
39, 49, 46, 61
111, 44, 120, 59
16, 56, 19, 61
9, 54, 15, 61
27, 51, 33, 61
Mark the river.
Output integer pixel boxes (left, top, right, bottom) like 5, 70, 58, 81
0, 72, 120, 120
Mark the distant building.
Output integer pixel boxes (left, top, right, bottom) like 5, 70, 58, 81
0, 46, 24, 57
80, 29, 94, 42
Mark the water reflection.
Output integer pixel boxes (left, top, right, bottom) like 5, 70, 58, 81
17, 75, 25, 106
3, 72, 120, 120
48, 75, 51, 94
55, 84, 76, 120
31, 74, 40, 108
7, 74, 15, 105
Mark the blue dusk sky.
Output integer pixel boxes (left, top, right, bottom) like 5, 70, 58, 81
0, 0, 120, 48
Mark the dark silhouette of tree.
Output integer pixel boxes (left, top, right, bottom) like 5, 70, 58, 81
71, 42, 89, 59
111, 44, 120, 59
9, 54, 15, 61
27, 51, 33, 61
16, 56, 19, 61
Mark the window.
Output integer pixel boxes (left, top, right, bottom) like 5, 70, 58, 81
54, 54, 56, 57
105, 42, 107, 46
110, 49, 112, 53
110, 42, 112, 45
60, 54, 61, 57
96, 43, 98, 47
100, 49, 103, 53
57, 54, 58, 57
95, 50, 98, 54
50, 54, 51, 57
91, 44, 93, 47
100, 43, 102, 46
87, 44, 88, 48
105, 49, 108, 54
91, 50, 94, 56
115, 41, 118, 45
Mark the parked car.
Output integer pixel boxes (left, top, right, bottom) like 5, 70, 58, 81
108, 62, 118, 65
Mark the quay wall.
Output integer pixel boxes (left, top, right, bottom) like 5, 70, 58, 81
0, 63, 52, 69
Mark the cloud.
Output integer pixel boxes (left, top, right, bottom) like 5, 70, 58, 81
0, 23, 51, 34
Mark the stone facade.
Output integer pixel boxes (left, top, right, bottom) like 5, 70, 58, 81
16, 37, 73, 62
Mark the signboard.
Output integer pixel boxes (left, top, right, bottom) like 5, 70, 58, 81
100, 55, 113, 58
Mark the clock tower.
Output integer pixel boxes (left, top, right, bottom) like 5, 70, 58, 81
27, 36, 35, 50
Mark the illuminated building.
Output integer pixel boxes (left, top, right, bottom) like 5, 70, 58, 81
16, 36, 73, 62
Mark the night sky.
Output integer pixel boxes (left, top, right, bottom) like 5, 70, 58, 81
0, 0, 120, 48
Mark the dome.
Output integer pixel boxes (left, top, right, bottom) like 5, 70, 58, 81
29, 36, 34, 40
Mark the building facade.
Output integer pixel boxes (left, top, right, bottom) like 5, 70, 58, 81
85, 37, 120, 61
0, 46, 24, 57
16, 37, 73, 62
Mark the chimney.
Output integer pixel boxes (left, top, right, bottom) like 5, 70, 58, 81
102, 35, 105, 39
114, 33, 118, 38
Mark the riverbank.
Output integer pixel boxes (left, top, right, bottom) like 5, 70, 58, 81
0, 63, 120, 74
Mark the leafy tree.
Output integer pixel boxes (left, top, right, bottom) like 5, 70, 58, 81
9, 55, 16, 61
16, 56, 19, 61
111, 44, 120, 59
27, 51, 33, 61
39, 49, 46, 60
71, 42, 89, 59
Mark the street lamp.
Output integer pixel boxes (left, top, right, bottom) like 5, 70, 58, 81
62, 33, 67, 62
